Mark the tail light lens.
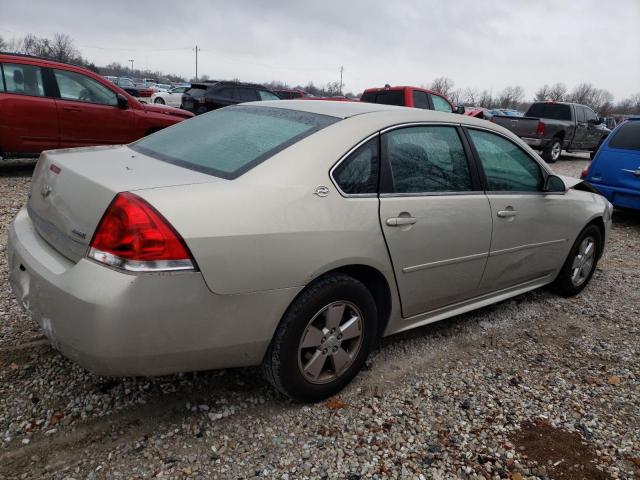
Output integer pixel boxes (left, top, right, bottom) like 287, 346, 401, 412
88, 192, 195, 272
536, 121, 545, 138
581, 164, 590, 179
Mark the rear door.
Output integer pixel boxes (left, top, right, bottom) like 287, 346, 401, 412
166, 86, 187, 107
206, 85, 238, 109
379, 124, 491, 317
573, 105, 588, 148
51, 68, 135, 146
465, 128, 572, 292
0, 62, 59, 154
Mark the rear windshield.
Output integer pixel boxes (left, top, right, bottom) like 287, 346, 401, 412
525, 103, 571, 121
184, 85, 207, 98
131, 106, 339, 179
609, 121, 640, 150
361, 90, 404, 106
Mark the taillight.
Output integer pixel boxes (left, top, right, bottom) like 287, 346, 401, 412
536, 121, 545, 138
88, 192, 195, 272
581, 164, 590, 179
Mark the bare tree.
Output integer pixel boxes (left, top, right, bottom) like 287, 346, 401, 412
534, 84, 552, 102
478, 90, 495, 108
0, 35, 6, 51
548, 83, 568, 102
461, 87, 480, 106
497, 86, 524, 109
448, 88, 461, 105
430, 77, 455, 97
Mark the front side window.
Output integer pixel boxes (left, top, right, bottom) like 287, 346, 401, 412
171, 87, 188, 94
584, 107, 597, 123
54, 69, 118, 106
576, 106, 586, 123
332, 138, 379, 195
2, 63, 45, 97
412, 91, 429, 109
131, 105, 339, 179
468, 129, 543, 192
0, 65, 5, 91
117, 78, 135, 88
430, 94, 452, 112
609, 121, 640, 150
258, 90, 279, 101
384, 126, 472, 193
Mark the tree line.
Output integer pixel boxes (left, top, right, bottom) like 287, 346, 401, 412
2, 33, 639, 115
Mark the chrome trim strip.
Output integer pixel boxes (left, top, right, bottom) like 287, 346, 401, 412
380, 191, 485, 198
402, 251, 488, 273
489, 238, 567, 257
379, 121, 462, 134
328, 132, 380, 198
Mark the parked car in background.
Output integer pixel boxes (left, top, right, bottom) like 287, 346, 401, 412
149, 83, 171, 92
491, 101, 610, 163
487, 109, 523, 117
181, 81, 280, 114
581, 118, 640, 210
360, 85, 465, 114
108, 77, 154, 103
151, 85, 189, 107
274, 88, 309, 99
0, 53, 194, 159
8, 101, 612, 401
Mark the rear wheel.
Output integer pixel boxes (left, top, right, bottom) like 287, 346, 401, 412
542, 138, 562, 163
262, 273, 378, 402
552, 225, 601, 296
154, 97, 165, 104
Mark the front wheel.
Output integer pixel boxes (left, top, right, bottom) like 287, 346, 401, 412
552, 225, 601, 296
542, 138, 562, 163
154, 97, 165, 104
262, 273, 378, 402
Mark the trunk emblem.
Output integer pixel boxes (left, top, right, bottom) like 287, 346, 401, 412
314, 186, 330, 197
40, 184, 52, 198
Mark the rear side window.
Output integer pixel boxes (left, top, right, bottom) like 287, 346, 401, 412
430, 94, 452, 113
576, 106, 586, 123
131, 106, 339, 179
53, 69, 118, 106
609, 121, 640, 150
384, 126, 472, 193
3, 63, 45, 97
0, 65, 5, 91
526, 103, 571, 121
468, 129, 543, 192
332, 138, 379, 195
361, 90, 404, 106
237, 87, 258, 102
412, 91, 429, 109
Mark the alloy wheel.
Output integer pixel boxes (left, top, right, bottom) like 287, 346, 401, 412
571, 236, 596, 287
297, 301, 364, 385
551, 141, 561, 161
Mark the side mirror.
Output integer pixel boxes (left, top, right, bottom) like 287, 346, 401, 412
116, 94, 128, 109
455, 105, 466, 114
544, 174, 566, 193
597, 117, 605, 125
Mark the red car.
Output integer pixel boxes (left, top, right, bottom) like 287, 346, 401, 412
360, 85, 464, 114
0, 53, 194, 159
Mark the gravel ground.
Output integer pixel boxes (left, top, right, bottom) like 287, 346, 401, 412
1, 155, 639, 480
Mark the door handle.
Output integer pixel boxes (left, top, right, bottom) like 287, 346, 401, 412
497, 210, 518, 218
63, 106, 81, 112
386, 217, 417, 226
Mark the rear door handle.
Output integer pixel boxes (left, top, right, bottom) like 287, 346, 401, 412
386, 217, 417, 226
497, 210, 518, 218
63, 106, 81, 112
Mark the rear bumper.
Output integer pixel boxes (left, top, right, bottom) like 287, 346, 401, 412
7, 206, 301, 376
522, 137, 544, 147
590, 184, 640, 211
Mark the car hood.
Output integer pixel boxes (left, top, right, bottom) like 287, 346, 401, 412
143, 103, 194, 118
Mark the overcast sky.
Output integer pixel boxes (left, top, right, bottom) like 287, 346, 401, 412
2, 0, 639, 99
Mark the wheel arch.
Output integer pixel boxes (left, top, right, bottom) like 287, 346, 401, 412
585, 216, 606, 258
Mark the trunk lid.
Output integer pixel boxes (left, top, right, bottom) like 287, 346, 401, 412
27, 145, 217, 262
491, 115, 540, 138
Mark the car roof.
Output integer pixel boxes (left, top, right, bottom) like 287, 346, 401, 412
362, 85, 446, 97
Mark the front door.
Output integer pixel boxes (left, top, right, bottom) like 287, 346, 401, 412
379, 125, 492, 317
52, 68, 135, 147
465, 128, 572, 292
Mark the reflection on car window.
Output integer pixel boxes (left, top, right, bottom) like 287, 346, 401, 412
54, 69, 118, 106
609, 121, 640, 150
2, 63, 45, 97
258, 90, 280, 101
385, 126, 472, 193
333, 138, 378, 194
468, 129, 543, 192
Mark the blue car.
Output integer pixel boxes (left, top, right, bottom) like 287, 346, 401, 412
582, 117, 640, 210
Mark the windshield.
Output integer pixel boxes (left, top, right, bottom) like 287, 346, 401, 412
131, 106, 339, 179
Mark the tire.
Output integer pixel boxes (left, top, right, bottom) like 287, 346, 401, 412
552, 224, 601, 297
542, 138, 562, 163
262, 273, 378, 402
154, 97, 165, 104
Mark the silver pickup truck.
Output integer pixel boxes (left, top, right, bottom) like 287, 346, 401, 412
491, 102, 610, 163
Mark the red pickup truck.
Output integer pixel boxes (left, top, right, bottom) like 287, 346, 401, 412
0, 53, 194, 159
360, 85, 464, 114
